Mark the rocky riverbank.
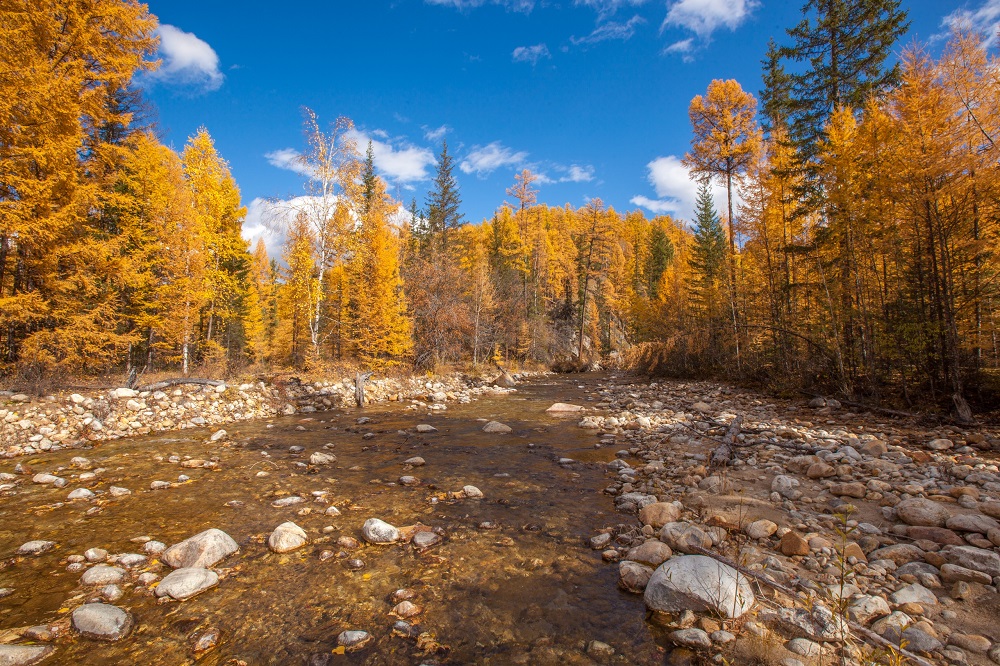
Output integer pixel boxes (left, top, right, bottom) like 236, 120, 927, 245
0, 373, 520, 459
585, 377, 1000, 665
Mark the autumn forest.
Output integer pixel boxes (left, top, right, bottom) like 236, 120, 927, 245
2, 1, 999, 416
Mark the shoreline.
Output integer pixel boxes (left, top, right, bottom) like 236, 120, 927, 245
0, 373, 524, 459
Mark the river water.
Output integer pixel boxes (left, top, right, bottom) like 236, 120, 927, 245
1, 376, 668, 665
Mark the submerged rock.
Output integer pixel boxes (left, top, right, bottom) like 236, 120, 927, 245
71, 603, 133, 641
0, 644, 55, 665
162, 528, 239, 569
268, 522, 308, 553
155, 568, 219, 601
361, 518, 400, 544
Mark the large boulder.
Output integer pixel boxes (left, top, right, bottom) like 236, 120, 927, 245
643, 555, 755, 619
895, 498, 951, 527
162, 529, 239, 569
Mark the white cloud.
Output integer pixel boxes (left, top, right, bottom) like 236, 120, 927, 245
460, 142, 529, 176
425, 0, 535, 12
575, 0, 648, 19
423, 125, 450, 142
348, 130, 437, 183
149, 24, 224, 91
661, 0, 758, 54
264, 148, 311, 177
243, 198, 284, 259
572, 15, 645, 44
631, 155, 727, 221
512, 43, 551, 64
561, 164, 596, 182
941, 0, 1000, 47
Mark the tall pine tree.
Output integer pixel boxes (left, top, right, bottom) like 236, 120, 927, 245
424, 140, 463, 251
780, 0, 909, 165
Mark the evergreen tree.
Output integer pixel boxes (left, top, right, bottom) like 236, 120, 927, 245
690, 182, 726, 290
780, 0, 909, 164
361, 141, 377, 216
424, 140, 463, 250
645, 225, 674, 299
760, 38, 793, 133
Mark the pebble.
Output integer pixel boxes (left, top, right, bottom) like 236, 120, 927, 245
80, 566, 126, 586
337, 630, 371, 651
16, 540, 55, 556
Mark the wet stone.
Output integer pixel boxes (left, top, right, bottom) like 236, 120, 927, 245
0, 645, 55, 665
268, 522, 308, 553
80, 566, 126, 586
362, 518, 400, 544
71, 603, 133, 641
412, 531, 442, 550
155, 568, 219, 601
669, 628, 711, 650
338, 630, 371, 651
16, 541, 55, 556
162, 528, 239, 569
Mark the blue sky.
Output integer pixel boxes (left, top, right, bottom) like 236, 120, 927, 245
139, 0, 991, 253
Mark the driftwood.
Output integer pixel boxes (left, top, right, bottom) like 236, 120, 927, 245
137, 378, 225, 392
709, 415, 743, 468
689, 545, 936, 666
355, 372, 373, 407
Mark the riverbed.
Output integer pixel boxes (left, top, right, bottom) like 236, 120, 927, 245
0, 375, 666, 665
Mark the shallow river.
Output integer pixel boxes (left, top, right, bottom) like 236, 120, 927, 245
1, 376, 669, 665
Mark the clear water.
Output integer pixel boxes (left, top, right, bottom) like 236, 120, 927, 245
0, 377, 667, 664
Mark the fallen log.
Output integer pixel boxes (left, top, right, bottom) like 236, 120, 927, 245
689, 545, 936, 666
709, 415, 742, 468
137, 378, 225, 392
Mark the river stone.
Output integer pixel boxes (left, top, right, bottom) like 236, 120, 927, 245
745, 520, 778, 540
155, 568, 219, 601
309, 452, 336, 465
404, 457, 425, 466
268, 522, 308, 553
787, 638, 822, 658
927, 438, 954, 451
615, 492, 658, 513
771, 475, 801, 500
482, 421, 512, 434
905, 526, 964, 545
415, 424, 437, 433
947, 513, 1000, 534
411, 531, 442, 549
670, 628, 711, 650
0, 644, 55, 665
32, 474, 65, 487
271, 496, 306, 508
362, 518, 400, 544
896, 498, 951, 527
67, 488, 95, 500
780, 531, 810, 556
81, 566, 126, 586
942, 545, 1000, 577
16, 541, 55, 556
644, 555, 755, 619
619, 560, 654, 593
848, 595, 891, 625
981, 502, 1000, 520
546, 403, 583, 413
162, 529, 239, 569
71, 603, 133, 641
867, 544, 925, 566
337, 630, 371, 651
940, 563, 993, 585
900, 628, 943, 654
763, 606, 846, 642
625, 540, 673, 567
950, 634, 992, 654
889, 583, 937, 606
638, 502, 681, 529
658, 523, 712, 554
